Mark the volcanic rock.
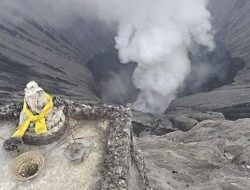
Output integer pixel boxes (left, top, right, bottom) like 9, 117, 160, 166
137, 119, 250, 190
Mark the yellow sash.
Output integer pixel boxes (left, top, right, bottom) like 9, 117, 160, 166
12, 93, 54, 138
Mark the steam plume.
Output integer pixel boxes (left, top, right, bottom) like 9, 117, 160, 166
100, 0, 215, 113
1, 0, 215, 113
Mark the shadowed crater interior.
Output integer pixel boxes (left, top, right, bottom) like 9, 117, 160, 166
87, 41, 245, 106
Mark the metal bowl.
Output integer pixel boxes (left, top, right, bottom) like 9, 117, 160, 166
64, 143, 85, 162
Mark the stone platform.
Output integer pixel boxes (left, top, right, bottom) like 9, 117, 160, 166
0, 96, 151, 190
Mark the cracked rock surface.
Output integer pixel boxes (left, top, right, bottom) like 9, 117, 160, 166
137, 119, 250, 190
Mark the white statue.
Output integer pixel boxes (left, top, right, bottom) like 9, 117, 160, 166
3, 81, 66, 151
18, 81, 65, 133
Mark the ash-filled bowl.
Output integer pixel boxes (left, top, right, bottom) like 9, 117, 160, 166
11, 151, 44, 181
64, 142, 85, 162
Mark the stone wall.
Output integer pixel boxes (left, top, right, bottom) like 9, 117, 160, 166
0, 96, 151, 190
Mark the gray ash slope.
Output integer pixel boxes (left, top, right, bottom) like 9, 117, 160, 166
0, 15, 113, 103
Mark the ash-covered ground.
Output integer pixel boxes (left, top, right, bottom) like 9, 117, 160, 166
0, 120, 107, 190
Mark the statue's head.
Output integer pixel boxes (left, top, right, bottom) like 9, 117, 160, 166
24, 81, 43, 97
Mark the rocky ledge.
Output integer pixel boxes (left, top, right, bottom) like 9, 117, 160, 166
168, 85, 250, 120
0, 96, 151, 190
137, 119, 250, 190
132, 109, 225, 137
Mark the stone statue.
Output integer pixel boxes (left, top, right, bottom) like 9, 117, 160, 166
18, 81, 65, 133
3, 81, 66, 151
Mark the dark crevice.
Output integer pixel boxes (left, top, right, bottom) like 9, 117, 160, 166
177, 42, 246, 97
87, 45, 139, 105
214, 103, 250, 121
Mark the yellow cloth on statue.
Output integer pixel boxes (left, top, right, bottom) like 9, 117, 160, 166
12, 93, 54, 138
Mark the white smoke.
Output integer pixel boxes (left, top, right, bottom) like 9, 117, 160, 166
94, 0, 215, 113
1, 0, 215, 113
